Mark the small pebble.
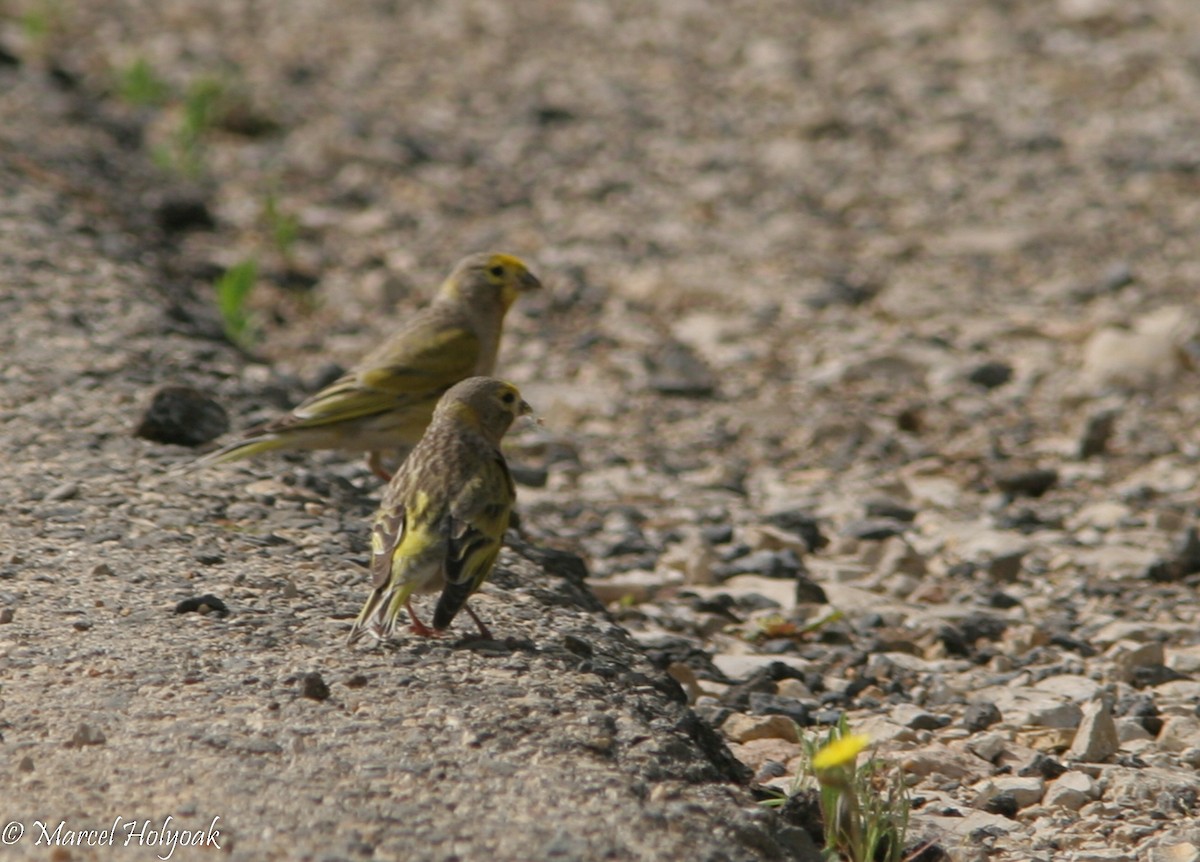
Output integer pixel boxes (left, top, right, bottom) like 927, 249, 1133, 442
967, 361, 1013, 390
301, 672, 331, 702
134, 386, 229, 447
68, 723, 106, 747
175, 594, 230, 617
963, 702, 1003, 732
993, 467, 1058, 499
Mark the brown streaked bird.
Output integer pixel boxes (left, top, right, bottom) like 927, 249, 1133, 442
346, 376, 532, 644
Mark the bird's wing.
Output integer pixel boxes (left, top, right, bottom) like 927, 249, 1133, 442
266, 324, 481, 432
369, 504, 408, 588
444, 453, 515, 583
356, 323, 481, 395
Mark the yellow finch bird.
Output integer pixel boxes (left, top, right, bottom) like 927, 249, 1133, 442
198, 252, 541, 480
346, 376, 532, 644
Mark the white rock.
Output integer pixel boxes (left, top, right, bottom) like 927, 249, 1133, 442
871, 537, 927, 578
1148, 844, 1200, 862
775, 678, 814, 700
1066, 698, 1119, 763
1070, 850, 1146, 862
1044, 771, 1098, 811
901, 475, 963, 509
1166, 644, 1200, 675
919, 809, 1024, 842
853, 714, 919, 746
742, 524, 810, 554
984, 688, 1083, 729
900, 743, 991, 780
1032, 674, 1105, 703
1081, 306, 1199, 388
946, 527, 1032, 564
888, 703, 943, 731
865, 651, 972, 678
1091, 620, 1171, 647
973, 775, 1045, 810
1153, 681, 1200, 703
1116, 717, 1155, 744
689, 575, 795, 610
1104, 765, 1200, 806
1106, 639, 1166, 683
1158, 716, 1200, 753
722, 712, 800, 744
589, 570, 677, 604
710, 653, 812, 682
656, 533, 717, 586
1066, 501, 1133, 531
966, 732, 1010, 763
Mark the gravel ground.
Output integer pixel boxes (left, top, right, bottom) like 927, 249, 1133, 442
5, 0, 1200, 860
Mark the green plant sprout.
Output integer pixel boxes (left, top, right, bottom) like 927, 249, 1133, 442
116, 57, 171, 107
215, 259, 260, 349
262, 191, 300, 261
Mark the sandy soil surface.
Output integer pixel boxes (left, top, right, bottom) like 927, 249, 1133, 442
4, 1, 1200, 860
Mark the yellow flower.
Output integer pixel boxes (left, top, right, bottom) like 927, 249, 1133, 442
811, 734, 870, 771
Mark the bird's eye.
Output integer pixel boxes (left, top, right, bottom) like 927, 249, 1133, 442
489, 265, 505, 278
501, 392, 516, 404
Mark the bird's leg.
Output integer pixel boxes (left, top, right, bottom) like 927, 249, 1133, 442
366, 451, 393, 482
406, 599, 438, 637
462, 603, 493, 640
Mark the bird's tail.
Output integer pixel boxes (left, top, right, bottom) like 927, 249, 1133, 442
190, 434, 289, 472
346, 582, 414, 645
432, 580, 472, 631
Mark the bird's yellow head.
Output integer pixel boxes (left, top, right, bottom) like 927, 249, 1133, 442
445, 252, 542, 311
437, 376, 533, 443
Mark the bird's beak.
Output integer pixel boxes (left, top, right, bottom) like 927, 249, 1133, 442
519, 398, 542, 426
520, 269, 543, 293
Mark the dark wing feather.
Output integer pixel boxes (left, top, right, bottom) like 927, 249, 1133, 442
369, 505, 407, 588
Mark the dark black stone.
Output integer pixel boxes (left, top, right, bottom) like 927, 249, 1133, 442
959, 613, 1008, 644
1079, 409, 1118, 459
805, 276, 879, 309
135, 386, 229, 446
762, 509, 827, 551
1131, 664, 1188, 689
967, 361, 1013, 390
639, 636, 729, 683
863, 498, 918, 522
301, 672, 331, 702
841, 518, 908, 540
794, 575, 828, 605
993, 467, 1058, 499
509, 464, 549, 488
1151, 527, 1200, 583
700, 524, 734, 545
720, 549, 803, 580
748, 692, 809, 727
1018, 753, 1066, 780
983, 792, 1019, 818
174, 594, 229, 617
154, 194, 216, 232
987, 591, 1022, 609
